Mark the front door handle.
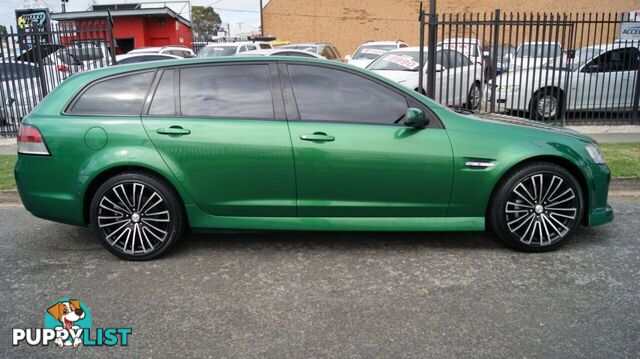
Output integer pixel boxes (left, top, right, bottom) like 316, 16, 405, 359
300, 132, 335, 142
156, 126, 191, 136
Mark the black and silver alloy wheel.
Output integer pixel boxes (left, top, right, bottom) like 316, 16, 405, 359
90, 173, 183, 260
505, 173, 578, 247
489, 162, 583, 252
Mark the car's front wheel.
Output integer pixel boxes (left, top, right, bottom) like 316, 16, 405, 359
89, 172, 184, 260
531, 89, 562, 121
489, 162, 584, 251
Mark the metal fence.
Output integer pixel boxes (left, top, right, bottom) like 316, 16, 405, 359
1, 20, 115, 136
418, 7, 640, 125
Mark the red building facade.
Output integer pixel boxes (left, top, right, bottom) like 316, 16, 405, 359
52, 5, 193, 54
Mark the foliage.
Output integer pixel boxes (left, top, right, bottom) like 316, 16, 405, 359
192, 6, 222, 41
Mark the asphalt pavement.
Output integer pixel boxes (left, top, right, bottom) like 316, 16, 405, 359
1, 200, 639, 358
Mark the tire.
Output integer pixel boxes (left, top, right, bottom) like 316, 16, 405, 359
531, 89, 562, 121
488, 162, 584, 252
466, 82, 482, 110
89, 172, 185, 260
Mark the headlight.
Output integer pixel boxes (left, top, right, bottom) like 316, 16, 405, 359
586, 144, 606, 164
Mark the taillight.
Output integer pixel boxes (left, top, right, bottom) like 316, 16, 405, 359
17, 124, 50, 155
57, 65, 70, 72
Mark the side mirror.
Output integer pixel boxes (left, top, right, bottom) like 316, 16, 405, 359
344, 55, 351, 61
404, 108, 429, 128
435, 64, 445, 72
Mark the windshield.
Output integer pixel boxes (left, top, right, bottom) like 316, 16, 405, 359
569, 47, 604, 71
196, 46, 237, 58
352, 44, 396, 60
367, 51, 421, 71
516, 44, 563, 58
281, 45, 318, 53
69, 46, 104, 61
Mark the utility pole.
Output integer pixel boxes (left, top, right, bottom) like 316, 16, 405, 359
259, 0, 264, 36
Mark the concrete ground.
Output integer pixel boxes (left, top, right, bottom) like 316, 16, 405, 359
1, 200, 639, 357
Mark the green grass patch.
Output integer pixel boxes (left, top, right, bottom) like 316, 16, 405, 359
0, 155, 16, 190
600, 143, 640, 178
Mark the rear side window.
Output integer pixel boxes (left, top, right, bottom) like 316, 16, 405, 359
69, 71, 154, 115
149, 70, 176, 115
179, 64, 274, 118
287, 64, 407, 124
0, 63, 38, 80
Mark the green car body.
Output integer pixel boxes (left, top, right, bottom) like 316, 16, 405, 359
14, 56, 612, 253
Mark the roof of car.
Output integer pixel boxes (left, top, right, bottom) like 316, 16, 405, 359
240, 49, 323, 57
361, 41, 405, 46
115, 53, 181, 61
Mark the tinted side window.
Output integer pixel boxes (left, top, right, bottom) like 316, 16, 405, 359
435, 50, 449, 69
180, 64, 274, 118
259, 43, 271, 49
586, 48, 640, 72
288, 64, 407, 124
69, 71, 154, 115
149, 70, 175, 115
0, 63, 37, 80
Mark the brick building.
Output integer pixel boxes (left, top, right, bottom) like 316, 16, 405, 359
263, 0, 639, 56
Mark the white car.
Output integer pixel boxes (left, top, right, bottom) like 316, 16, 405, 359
115, 53, 181, 65
68, 41, 113, 69
238, 48, 325, 59
489, 42, 639, 120
345, 40, 408, 68
128, 45, 195, 58
366, 47, 484, 109
509, 42, 564, 71
280, 43, 342, 61
196, 42, 272, 58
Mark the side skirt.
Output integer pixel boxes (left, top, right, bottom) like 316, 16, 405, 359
186, 204, 485, 232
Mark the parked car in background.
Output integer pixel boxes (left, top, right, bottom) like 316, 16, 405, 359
489, 42, 640, 120
68, 41, 113, 68
115, 53, 181, 65
281, 43, 342, 61
345, 40, 408, 68
509, 42, 564, 71
128, 45, 195, 58
15, 56, 613, 259
367, 47, 484, 109
485, 44, 516, 79
0, 61, 40, 126
238, 49, 326, 59
196, 42, 272, 58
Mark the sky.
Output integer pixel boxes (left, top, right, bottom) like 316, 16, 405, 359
0, 0, 267, 36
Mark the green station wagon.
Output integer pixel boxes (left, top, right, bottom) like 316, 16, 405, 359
14, 57, 613, 260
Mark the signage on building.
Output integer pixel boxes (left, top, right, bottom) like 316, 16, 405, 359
620, 10, 640, 41
15, 8, 52, 49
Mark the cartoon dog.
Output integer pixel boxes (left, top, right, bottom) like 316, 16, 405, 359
47, 299, 85, 347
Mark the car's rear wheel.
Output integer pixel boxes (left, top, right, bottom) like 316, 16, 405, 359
489, 162, 583, 251
89, 172, 184, 260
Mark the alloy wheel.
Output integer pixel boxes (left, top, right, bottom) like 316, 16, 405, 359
96, 181, 171, 256
536, 95, 558, 119
505, 173, 579, 247
469, 83, 482, 109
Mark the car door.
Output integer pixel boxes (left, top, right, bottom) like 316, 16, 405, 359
578, 47, 639, 110
141, 63, 296, 217
282, 63, 454, 217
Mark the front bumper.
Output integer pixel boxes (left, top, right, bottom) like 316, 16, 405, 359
586, 163, 613, 227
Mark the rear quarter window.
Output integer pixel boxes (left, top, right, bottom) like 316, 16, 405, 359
67, 71, 154, 115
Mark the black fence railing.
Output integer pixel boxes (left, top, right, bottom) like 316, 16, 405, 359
418, 8, 640, 125
1, 20, 114, 136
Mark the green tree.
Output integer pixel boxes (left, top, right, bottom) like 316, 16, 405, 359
191, 6, 222, 41
0, 25, 7, 35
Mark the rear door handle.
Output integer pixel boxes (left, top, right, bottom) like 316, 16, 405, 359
300, 132, 335, 142
156, 126, 191, 136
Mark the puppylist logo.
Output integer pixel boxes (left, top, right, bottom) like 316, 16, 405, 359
12, 298, 132, 348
